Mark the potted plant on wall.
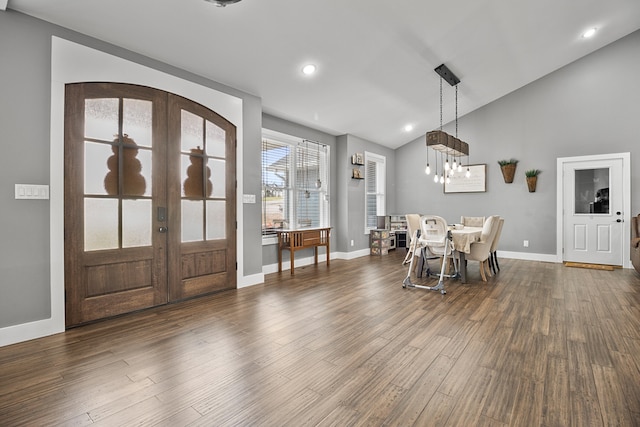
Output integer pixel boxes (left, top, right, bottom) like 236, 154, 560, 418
525, 169, 541, 192
498, 159, 518, 183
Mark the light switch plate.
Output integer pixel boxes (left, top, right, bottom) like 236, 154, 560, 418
15, 184, 50, 200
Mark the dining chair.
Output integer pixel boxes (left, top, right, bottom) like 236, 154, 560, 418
460, 216, 485, 227
488, 217, 504, 275
466, 215, 501, 282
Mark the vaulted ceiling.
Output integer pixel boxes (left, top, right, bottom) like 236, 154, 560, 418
8, 0, 640, 148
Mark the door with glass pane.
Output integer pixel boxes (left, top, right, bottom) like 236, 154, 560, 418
562, 158, 624, 265
64, 83, 236, 326
166, 95, 236, 301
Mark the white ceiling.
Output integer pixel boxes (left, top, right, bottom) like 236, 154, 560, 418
8, 0, 640, 148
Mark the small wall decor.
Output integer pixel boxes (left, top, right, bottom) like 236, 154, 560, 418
444, 164, 486, 193
351, 153, 364, 165
352, 168, 363, 179
498, 158, 518, 183
525, 169, 541, 192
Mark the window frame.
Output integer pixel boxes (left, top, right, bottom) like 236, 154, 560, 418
364, 151, 386, 234
261, 129, 330, 244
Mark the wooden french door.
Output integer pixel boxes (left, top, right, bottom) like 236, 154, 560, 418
64, 83, 236, 327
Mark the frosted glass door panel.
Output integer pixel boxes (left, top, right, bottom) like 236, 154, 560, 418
181, 110, 203, 152
122, 199, 152, 248
85, 198, 119, 251
206, 200, 226, 240
123, 99, 153, 147
206, 120, 226, 158
209, 158, 226, 199
182, 200, 204, 242
84, 141, 112, 195
84, 98, 118, 141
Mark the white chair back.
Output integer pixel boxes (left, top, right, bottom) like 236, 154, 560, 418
460, 216, 485, 227
419, 215, 450, 256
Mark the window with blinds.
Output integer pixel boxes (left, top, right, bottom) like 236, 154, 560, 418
262, 131, 330, 238
365, 151, 386, 232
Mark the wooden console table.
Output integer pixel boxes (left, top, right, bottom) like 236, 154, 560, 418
276, 227, 331, 275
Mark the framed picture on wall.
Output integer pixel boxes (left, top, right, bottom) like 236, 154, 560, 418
351, 153, 364, 165
444, 164, 486, 193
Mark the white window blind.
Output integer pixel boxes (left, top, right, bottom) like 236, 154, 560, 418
365, 151, 386, 232
261, 131, 330, 237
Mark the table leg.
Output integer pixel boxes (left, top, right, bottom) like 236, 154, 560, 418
326, 241, 330, 267
290, 248, 295, 275
277, 241, 282, 273
459, 251, 467, 283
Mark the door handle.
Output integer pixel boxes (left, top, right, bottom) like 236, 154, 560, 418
158, 226, 168, 233
616, 219, 622, 223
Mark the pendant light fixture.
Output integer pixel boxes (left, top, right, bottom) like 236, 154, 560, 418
425, 64, 471, 184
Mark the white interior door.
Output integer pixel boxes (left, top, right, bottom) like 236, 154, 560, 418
562, 158, 624, 265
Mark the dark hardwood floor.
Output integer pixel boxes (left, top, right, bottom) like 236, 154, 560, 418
1, 252, 639, 426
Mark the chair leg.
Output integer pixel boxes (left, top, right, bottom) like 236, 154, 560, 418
479, 261, 487, 281
488, 255, 495, 275
485, 260, 493, 278
493, 251, 500, 272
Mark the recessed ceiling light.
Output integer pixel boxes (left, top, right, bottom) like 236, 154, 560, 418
204, 0, 242, 7
302, 64, 317, 75
582, 27, 597, 38
404, 124, 414, 132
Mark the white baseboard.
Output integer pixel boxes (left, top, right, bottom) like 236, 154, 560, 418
498, 250, 559, 263
238, 272, 265, 288
0, 318, 64, 348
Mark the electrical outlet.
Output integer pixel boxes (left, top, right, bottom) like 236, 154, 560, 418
350, 240, 354, 247
523, 240, 529, 248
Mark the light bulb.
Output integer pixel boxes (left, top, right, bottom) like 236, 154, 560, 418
444, 159, 450, 171
439, 174, 444, 184
434, 174, 439, 183
458, 164, 463, 172
452, 159, 457, 170
425, 164, 431, 175
465, 168, 471, 178
446, 176, 451, 184
449, 168, 455, 176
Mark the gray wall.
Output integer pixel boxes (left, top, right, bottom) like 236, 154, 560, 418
342, 134, 397, 253
395, 29, 640, 255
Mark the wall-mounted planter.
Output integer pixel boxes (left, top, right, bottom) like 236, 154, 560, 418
525, 169, 541, 192
498, 159, 518, 183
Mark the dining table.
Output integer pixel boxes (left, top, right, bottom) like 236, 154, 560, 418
449, 226, 483, 283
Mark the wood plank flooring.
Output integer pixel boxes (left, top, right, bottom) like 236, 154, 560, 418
1, 252, 640, 426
